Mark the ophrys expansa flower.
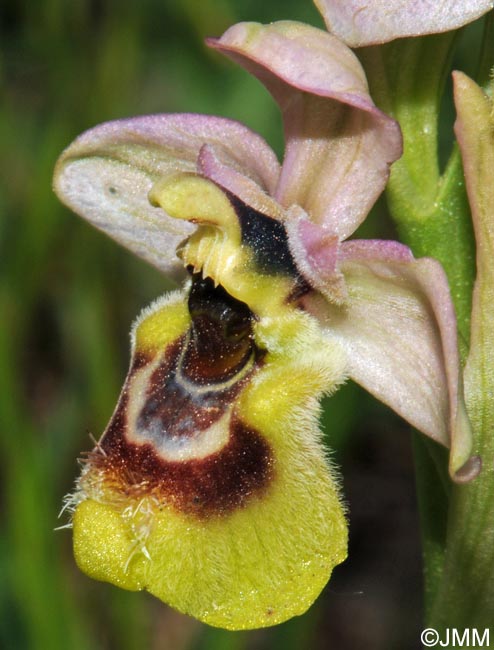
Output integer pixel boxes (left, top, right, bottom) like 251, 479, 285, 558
54, 21, 476, 630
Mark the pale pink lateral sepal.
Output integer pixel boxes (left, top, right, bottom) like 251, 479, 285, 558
303, 238, 477, 481
315, 0, 494, 47
54, 114, 280, 279
208, 21, 402, 240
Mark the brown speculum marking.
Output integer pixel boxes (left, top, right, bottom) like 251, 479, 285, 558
182, 274, 255, 384
86, 275, 273, 518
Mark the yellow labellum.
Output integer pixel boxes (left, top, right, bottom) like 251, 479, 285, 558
71, 172, 349, 630
72, 289, 348, 629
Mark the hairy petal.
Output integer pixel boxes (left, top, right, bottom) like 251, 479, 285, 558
54, 114, 280, 278
285, 212, 347, 303
315, 0, 494, 47
209, 21, 402, 239
303, 239, 475, 480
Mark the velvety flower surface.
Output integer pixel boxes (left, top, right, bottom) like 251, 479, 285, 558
315, 0, 494, 47
54, 21, 475, 630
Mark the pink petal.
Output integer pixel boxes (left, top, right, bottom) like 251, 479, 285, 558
315, 0, 494, 47
209, 21, 402, 239
303, 239, 475, 481
54, 114, 280, 278
198, 145, 285, 219
285, 213, 347, 303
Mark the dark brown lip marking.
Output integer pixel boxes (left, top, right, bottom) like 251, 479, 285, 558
83, 277, 273, 519
285, 277, 313, 305
87, 389, 274, 519
136, 336, 249, 442
183, 273, 257, 385
181, 314, 255, 384
129, 350, 154, 376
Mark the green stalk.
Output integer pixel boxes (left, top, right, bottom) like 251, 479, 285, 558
358, 22, 489, 623
428, 69, 494, 633
359, 34, 475, 342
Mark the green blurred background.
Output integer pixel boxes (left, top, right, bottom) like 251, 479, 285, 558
1, 1, 425, 648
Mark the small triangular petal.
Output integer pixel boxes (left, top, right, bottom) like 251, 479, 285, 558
285, 212, 347, 303
208, 21, 402, 239
315, 0, 494, 47
54, 114, 280, 278
303, 239, 475, 480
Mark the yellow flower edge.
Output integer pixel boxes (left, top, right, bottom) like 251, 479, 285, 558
74, 439, 346, 630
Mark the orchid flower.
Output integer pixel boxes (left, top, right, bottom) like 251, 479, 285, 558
54, 21, 475, 630
315, 0, 494, 47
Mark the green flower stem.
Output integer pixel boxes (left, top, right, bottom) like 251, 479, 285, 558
412, 436, 450, 616
390, 149, 475, 350
359, 27, 487, 623
429, 73, 494, 632
361, 34, 452, 204
359, 35, 475, 343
